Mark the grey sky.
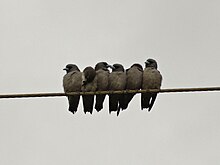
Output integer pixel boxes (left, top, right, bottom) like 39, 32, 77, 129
1, 0, 220, 164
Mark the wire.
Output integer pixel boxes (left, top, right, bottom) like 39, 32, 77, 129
0, 87, 220, 99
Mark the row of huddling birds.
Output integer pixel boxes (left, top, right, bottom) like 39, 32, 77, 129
63, 58, 162, 116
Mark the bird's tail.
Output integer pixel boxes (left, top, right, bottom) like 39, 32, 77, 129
148, 93, 158, 112
117, 94, 127, 116
122, 93, 135, 110
117, 106, 121, 116
82, 95, 94, 114
68, 96, 80, 114
95, 94, 106, 112
141, 93, 151, 110
109, 94, 119, 114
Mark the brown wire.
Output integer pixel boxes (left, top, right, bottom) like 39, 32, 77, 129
0, 87, 220, 99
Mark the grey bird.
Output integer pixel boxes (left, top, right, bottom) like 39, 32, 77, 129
94, 62, 114, 112
141, 59, 162, 111
63, 64, 82, 114
81, 66, 97, 114
122, 63, 143, 110
108, 64, 126, 116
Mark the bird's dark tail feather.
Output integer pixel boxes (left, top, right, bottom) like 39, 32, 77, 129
122, 93, 135, 110
117, 106, 120, 116
68, 96, 80, 114
95, 94, 106, 112
82, 95, 94, 114
117, 95, 126, 116
109, 94, 119, 114
141, 93, 151, 110
148, 93, 157, 112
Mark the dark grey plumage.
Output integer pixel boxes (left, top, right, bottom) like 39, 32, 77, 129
108, 64, 126, 116
141, 59, 162, 111
63, 64, 82, 114
94, 62, 113, 112
122, 63, 143, 110
81, 66, 97, 114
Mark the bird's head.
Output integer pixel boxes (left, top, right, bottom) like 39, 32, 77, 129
112, 64, 124, 72
95, 62, 115, 71
145, 59, 158, 69
63, 64, 80, 73
82, 66, 96, 83
131, 63, 143, 71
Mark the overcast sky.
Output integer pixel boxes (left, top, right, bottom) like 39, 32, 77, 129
1, 0, 220, 164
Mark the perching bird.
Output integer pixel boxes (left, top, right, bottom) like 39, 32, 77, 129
94, 62, 114, 112
81, 66, 97, 114
122, 63, 143, 110
141, 59, 162, 111
108, 64, 126, 116
63, 64, 82, 114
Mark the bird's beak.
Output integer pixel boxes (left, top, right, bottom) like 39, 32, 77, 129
145, 61, 150, 65
107, 64, 115, 70
63, 68, 69, 71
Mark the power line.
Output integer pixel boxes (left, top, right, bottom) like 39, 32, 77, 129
0, 87, 220, 99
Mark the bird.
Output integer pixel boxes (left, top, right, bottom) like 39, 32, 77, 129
94, 62, 114, 112
81, 66, 97, 114
63, 64, 82, 114
108, 64, 126, 116
141, 59, 162, 112
122, 63, 143, 110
